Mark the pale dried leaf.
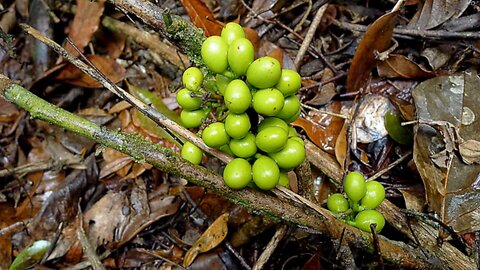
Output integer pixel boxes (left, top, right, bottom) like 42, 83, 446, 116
459, 140, 480, 165
183, 213, 229, 267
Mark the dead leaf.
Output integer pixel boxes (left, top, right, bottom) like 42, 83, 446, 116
179, 0, 223, 36
335, 122, 348, 170
407, 0, 470, 30
291, 101, 344, 154
347, 11, 398, 93
459, 140, 480, 165
306, 68, 337, 106
183, 213, 229, 267
377, 54, 434, 79
65, 0, 106, 55
55, 55, 125, 88
413, 70, 480, 233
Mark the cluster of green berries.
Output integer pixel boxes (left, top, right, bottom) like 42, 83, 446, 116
178, 22, 305, 191
327, 171, 386, 232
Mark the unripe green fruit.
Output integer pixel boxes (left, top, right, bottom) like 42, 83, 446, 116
268, 138, 305, 170
354, 210, 385, 233
221, 22, 245, 45
229, 132, 257, 158
223, 158, 252, 189
252, 88, 284, 116
225, 113, 251, 139
360, 181, 386, 209
176, 88, 201, 111
276, 95, 301, 120
246, 56, 282, 88
202, 122, 230, 147
201, 36, 228, 74
182, 67, 204, 91
181, 141, 203, 164
224, 79, 252, 114
252, 156, 280, 190
327, 193, 349, 213
344, 171, 367, 202
228, 38, 254, 76
257, 117, 289, 133
180, 109, 207, 128
278, 172, 290, 188
256, 126, 288, 153
275, 69, 302, 96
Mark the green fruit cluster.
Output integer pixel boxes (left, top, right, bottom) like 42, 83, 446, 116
326, 171, 386, 233
178, 22, 305, 191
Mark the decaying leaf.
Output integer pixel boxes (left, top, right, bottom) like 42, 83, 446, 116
291, 101, 344, 154
179, 0, 223, 36
407, 0, 470, 30
183, 213, 229, 267
64, 0, 106, 55
412, 69, 480, 233
377, 54, 434, 79
459, 139, 480, 165
347, 11, 398, 93
55, 55, 125, 88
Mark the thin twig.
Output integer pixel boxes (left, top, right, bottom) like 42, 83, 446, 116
252, 225, 288, 270
370, 224, 385, 270
332, 19, 480, 40
301, 103, 348, 119
294, 4, 328, 70
0, 157, 84, 178
366, 151, 412, 182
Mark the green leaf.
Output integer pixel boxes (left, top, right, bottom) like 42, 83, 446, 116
385, 111, 413, 145
10, 240, 51, 270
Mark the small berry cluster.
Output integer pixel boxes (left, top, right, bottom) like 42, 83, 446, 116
327, 171, 386, 232
178, 22, 305, 191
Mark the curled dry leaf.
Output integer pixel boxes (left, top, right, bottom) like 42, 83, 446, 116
377, 54, 434, 79
347, 11, 398, 93
183, 213, 229, 267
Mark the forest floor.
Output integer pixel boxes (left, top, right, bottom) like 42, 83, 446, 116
1, 0, 480, 269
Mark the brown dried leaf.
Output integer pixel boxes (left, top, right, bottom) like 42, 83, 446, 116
347, 11, 398, 93
0, 237, 12, 269
306, 68, 337, 106
408, 0, 470, 30
377, 54, 434, 79
55, 55, 125, 88
413, 70, 480, 233
183, 213, 229, 267
291, 102, 344, 154
459, 140, 480, 165
65, 0, 106, 55
179, 0, 223, 36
